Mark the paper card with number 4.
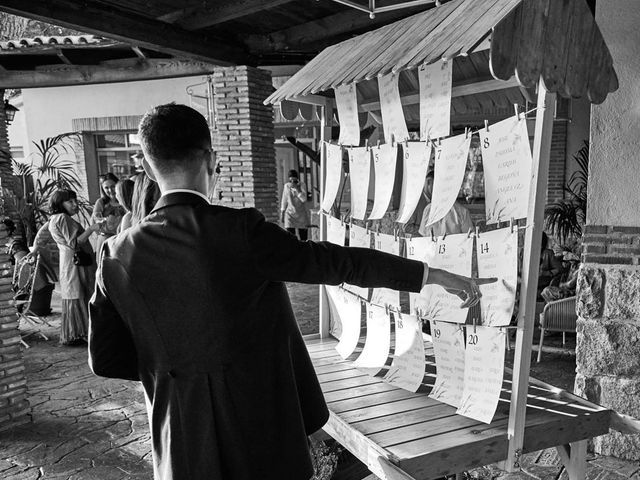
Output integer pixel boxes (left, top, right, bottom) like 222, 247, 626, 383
335, 84, 361, 147
429, 320, 466, 408
326, 286, 363, 359
384, 314, 425, 392
343, 224, 370, 300
417, 233, 473, 324
479, 116, 533, 224
368, 144, 397, 220
396, 141, 432, 224
321, 143, 343, 213
476, 227, 518, 326
419, 60, 453, 141
457, 326, 506, 424
348, 147, 371, 220
354, 303, 391, 375
370, 232, 401, 310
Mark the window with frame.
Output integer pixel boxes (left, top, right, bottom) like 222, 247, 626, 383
94, 132, 143, 179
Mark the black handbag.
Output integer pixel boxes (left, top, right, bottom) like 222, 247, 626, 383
73, 249, 93, 267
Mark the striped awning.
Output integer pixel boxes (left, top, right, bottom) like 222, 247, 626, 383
266, 0, 618, 105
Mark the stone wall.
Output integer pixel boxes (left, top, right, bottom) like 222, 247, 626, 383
576, 225, 640, 459
211, 66, 278, 222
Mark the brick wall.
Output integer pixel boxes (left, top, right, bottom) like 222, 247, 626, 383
211, 66, 278, 221
547, 120, 567, 205
582, 225, 640, 265
0, 90, 29, 431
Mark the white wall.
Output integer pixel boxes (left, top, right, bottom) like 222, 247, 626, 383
588, 0, 640, 226
7, 95, 28, 159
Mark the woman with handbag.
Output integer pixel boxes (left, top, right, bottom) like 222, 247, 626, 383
48, 189, 101, 345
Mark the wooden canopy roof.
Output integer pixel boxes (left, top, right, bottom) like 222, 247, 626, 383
267, 0, 618, 105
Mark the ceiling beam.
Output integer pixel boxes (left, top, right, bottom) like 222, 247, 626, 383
0, 59, 217, 88
0, 0, 252, 66
176, 0, 297, 30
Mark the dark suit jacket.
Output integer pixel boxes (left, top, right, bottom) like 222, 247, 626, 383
88, 192, 424, 480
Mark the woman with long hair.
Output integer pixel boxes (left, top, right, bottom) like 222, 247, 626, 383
92, 172, 125, 255
115, 178, 135, 233
48, 189, 101, 345
131, 172, 161, 226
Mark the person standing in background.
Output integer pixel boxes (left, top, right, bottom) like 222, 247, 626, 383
115, 179, 135, 234
281, 169, 310, 241
93, 173, 125, 256
130, 172, 161, 227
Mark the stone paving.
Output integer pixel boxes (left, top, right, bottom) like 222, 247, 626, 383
0, 284, 638, 479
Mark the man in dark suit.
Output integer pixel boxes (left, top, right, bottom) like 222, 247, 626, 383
88, 104, 493, 480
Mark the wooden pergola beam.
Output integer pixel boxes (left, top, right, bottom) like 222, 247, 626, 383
0, 0, 252, 66
0, 59, 216, 88
175, 0, 298, 30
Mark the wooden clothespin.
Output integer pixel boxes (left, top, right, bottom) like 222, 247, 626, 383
467, 227, 473, 239
475, 226, 480, 238
473, 317, 477, 334
365, 138, 369, 150
510, 217, 515, 233
340, 214, 345, 226
484, 119, 489, 132
385, 304, 390, 316
465, 127, 470, 139
438, 137, 442, 147
442, 231, 447, 240
431, 228, 436, 242
377, 140, 381, 149
514, 103, 520, 120
376, 223, 381, 234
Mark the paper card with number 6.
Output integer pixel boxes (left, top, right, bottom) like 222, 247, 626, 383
479, 117, 533, 224
476, 227, 518, 326
370, 232, 401, 310
354, 303, 391, 375
405, 236, 437, 315
378, 72, 409, 144
325, 214, 346, 246
457, 326, 506, 424
321, 143, 343, 213
429, 320, 466, 408
416, 233, 473, 323
396, 142, 432, 224
368, 144, 397, 220
425, 133, 471, 228
326, 286, 363, 359
348, 147, 371, 220
384, 314, 425, 392
343, 224, 370, 300
419, 60, 453, 141
335, 84, 361, 146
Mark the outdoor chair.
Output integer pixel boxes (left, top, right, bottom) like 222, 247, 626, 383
13, 253, 53, 348
537, 296, 577, 362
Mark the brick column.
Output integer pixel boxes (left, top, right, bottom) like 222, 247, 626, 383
0, 90, 29, 431
211, 66, 278, 221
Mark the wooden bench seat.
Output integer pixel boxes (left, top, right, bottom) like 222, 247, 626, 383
305, 336, 611, 480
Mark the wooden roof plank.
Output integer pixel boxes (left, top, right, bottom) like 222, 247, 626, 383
489, 2, 522, 81
541, 0, 574, 94
513, 0, 549, 89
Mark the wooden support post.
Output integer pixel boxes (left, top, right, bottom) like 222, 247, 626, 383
557, 440, 587, 480
505, 78, 556, 470
319, 98, 334, 339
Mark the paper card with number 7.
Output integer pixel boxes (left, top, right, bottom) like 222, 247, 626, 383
476, 227, 518, 326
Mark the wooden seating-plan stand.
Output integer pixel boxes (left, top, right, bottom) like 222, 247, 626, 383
266, 0, 620, 478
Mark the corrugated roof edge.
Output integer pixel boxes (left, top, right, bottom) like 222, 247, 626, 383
0, 35, 109, 51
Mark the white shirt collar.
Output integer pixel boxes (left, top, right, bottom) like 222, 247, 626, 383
161, 189, 210, 204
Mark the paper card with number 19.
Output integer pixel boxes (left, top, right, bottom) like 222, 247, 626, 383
429, 320, 466, 407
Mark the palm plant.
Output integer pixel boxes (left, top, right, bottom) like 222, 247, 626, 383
11, 133, 91, 245
544, 141, 589, 243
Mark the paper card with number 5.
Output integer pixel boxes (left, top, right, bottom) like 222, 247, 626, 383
476, 227, 518, 326
368, 144, 397, 220
419, 60, 453, 141
425, 133, 471, 228
354, 303, 391, 375
370, 232, 401, 310
343, 224, 370, 300
405, 236, 437, 315
457, 326, 506, 424
429, 320, 466, 408
396, 141, 432, 224
321, 143, 343, 213
384, 314, 425, 392
479, 117, 532, 224
377, 72, 409, 144
326, 286, 363, 359
348, 147, 371, 220
418, 233, 473, 323
335, 84, 361, 146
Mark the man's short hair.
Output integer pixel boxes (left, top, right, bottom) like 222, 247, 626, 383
138, 103, 211, 174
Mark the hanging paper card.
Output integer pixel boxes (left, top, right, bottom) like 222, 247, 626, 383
416, 233, 473, 324
378, 73, 409, 144
343, 224, 370, 299
371, 232, 401, 310
476, 227, 518, 326
419, 60, 453, 141
321, 143, 343, 213
368, 144, 397, 220
457, 326, 506, 424
348, 147, 371, 220
429, 320, 466, 408
479, 117, 532, 224
396, 142, 432, 224
354, 303, 391, 374
325, 214, 346, 246
426, 133, 471, 227
335, 84, 361, 146
326, 286, 363, 359
326, 285, 343, 339
384, 314, 425, 392
406, 237, 437, 316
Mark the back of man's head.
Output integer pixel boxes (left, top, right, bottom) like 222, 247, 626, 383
138, 103, 211, 176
